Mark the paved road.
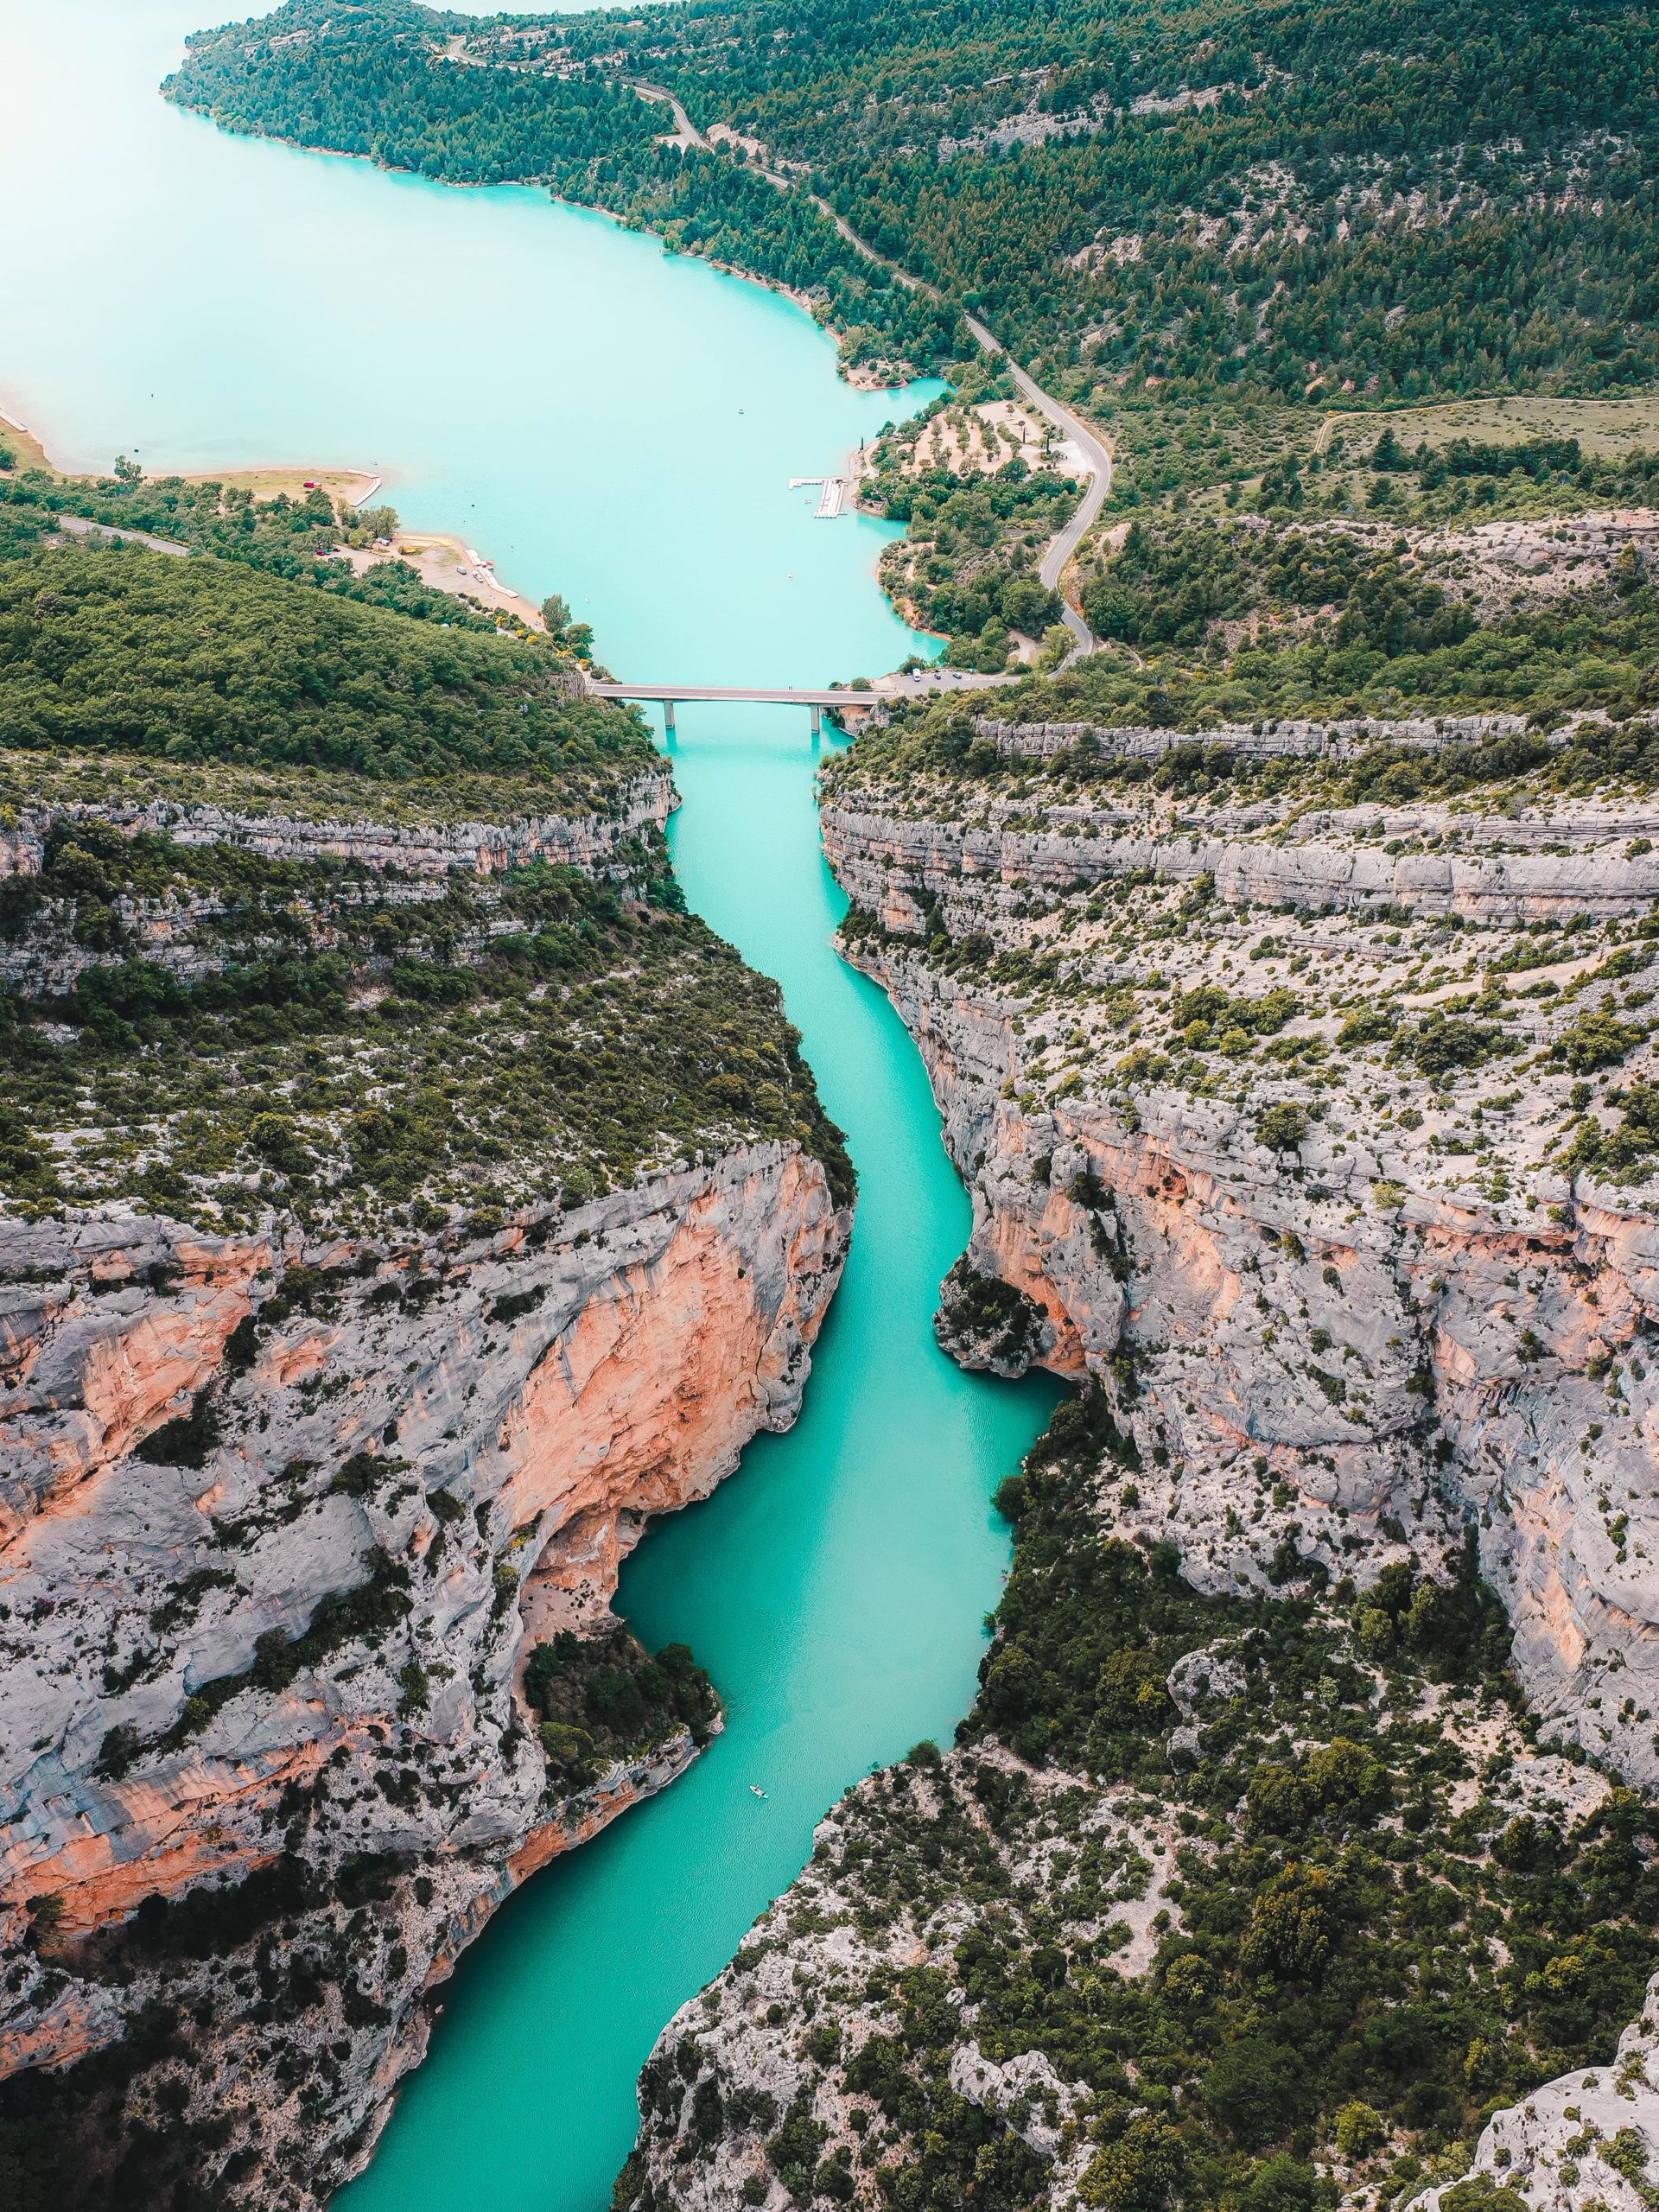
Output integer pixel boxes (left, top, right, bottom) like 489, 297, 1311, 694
964, 316, 1110, 653
54, 512, 190, 556
588, 669, 1019, 709
631, 82, 711, 154
625, 77, 1109, 658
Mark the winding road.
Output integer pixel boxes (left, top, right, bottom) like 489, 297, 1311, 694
964, 316, 1112, 653
628, 79, 1109, 659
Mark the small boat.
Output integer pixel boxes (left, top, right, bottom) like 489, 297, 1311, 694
749, 1785, 767, 1800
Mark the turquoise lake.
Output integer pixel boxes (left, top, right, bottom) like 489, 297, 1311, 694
0, 4, 1063, 2205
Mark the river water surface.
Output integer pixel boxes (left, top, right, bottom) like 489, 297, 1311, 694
0, 6, 1061, 2205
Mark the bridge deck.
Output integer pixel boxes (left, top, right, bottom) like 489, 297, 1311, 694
588, 683, 877, 708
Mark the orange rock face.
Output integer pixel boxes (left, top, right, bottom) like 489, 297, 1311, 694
0, 1140, 849, 2195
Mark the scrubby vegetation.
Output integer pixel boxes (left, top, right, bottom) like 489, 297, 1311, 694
0, 447, 561, 638
934, 1258, 1048, 1375
524, 1624, 721, 1790
861, 385, 1076, 669
620, 1415, 1659, 2212
844, 521, 1659, 763
0, 821, 852, 1230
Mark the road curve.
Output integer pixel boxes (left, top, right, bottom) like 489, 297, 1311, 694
622, 82, 1109, 662
964, 315, 1109, 653
630, 82, 710, 154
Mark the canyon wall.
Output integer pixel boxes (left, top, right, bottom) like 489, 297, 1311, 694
612, 761, 1659, 2212
0, 768, 673, 888
821, 782, 1659, 1789
0, 1141, 849, 2198
0, 756, 853, 2208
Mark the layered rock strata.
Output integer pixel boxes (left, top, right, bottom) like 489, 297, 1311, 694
0, 770, 671, 888
0, 772, 851, 2208
619, 1596, 1656, 2212
821, 765, 1659, 1788
613, 721, 1659, 2212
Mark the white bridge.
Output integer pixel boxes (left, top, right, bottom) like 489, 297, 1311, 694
584, 664, 1020, 733
586, 679, 875, 734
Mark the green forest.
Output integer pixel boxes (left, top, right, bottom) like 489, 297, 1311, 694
163, 0, 960, 377
0, 546, 640, 782
168, 0, 1659, 403
0, 461, 548, 632
850, 566, 1659, 773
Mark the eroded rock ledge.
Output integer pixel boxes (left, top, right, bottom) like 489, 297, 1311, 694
0, 1141, 849, 2199
0, 768, 672, 892
821, 779, 1659, 1789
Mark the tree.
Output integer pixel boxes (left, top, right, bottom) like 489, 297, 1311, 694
1256, 1103, 1310, 1152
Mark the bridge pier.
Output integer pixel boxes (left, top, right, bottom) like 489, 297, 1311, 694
663, 699, 677, 734
810, 704, 823, 739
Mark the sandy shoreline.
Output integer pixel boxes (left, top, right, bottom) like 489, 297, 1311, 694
334, 529, 545, 631
0, 406, 56, 476
0, 404, 542, 630
0, 402, 380, 507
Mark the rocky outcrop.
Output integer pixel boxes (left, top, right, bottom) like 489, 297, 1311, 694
0, 1141, 849, 2201
1414, 1971, 1659, 2212
820, 775, 1659, 1789
931, 1255, 1051, 1376
980, 709, 1550, 762
0, 769, 672, 887
617, 1743, 1179, 2212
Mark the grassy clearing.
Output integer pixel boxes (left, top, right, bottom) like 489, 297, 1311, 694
1317, 392, 1659, 462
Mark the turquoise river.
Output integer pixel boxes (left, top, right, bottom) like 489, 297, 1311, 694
0, 4, 1065, 2206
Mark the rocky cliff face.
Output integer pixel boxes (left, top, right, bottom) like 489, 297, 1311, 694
0, 1137, 847, 2207
0, 772, 852, 2209
618, 1528, 1659, 2212
635, 731, 1659, 2212
1414, 1971, 1659, 2212
0, 768, 672, 892
820, 767, 1659, 1792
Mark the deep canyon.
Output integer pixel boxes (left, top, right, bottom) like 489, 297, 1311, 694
6, 5, 1659, 2212
0, 4, 1058, 2207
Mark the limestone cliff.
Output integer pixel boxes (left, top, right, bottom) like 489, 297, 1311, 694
0, 757, 852, 2209
0, 1146, 847, 2200
629, 715, 1659, 2212
820, 763, 1659, 1791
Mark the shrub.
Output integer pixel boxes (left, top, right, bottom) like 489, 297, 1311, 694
1256, 1103, 1311, 1151
1552, 1010, 1643, 1072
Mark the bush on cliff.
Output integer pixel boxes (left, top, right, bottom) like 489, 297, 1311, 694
524, 1624, 721, 1791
